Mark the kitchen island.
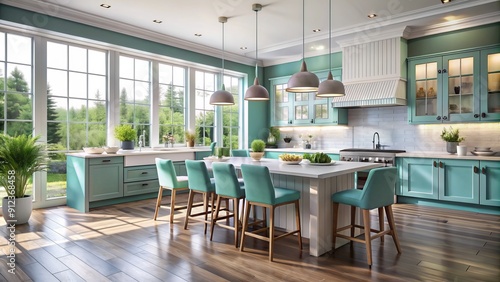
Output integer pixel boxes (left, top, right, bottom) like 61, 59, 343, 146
204, 157, 384, 257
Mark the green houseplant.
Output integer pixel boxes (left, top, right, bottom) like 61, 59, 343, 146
0, 134, 47, 224
185, 131, 196, 147
250, 139, 266, 161
440, 126, 464, 154
114, 124, 137, 150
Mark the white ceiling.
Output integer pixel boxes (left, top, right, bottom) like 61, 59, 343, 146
3, 0, 500, 66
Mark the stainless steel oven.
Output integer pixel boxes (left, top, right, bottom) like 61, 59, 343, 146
339, 149, 405, 189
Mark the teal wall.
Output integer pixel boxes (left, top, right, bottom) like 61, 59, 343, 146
0, 4, 268, 144
407, 23, 500, 57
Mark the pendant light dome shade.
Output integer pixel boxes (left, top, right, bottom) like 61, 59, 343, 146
245, 3, 269, 101
210, 16, 234, 106
286, 0, 319, 93
316, 0, 345, 98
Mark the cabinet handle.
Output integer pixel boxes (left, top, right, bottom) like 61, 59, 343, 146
442, 116, 448, 120
474, 114, 479, 118
436, 116, 441, 120
481, 112, 486, 118
311, 119, 314, 123
142, 183, 149, 186
438, 69, 442, 74
102, 160, 111, 163
433, 161, 437, 167
481, 167, 486, 174
289, 120, 292, 124
442, 69, 447, 73
473, 166, 479, 173
141, 171, 148, 174
439, 161, 443, 168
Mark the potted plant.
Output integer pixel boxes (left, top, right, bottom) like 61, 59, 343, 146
440, 126, 465, 154
250, 139, 266, 161
267, 127, 280, 148
0, 134, 47, 224
185, 131, 196, 147
114, 124, 137, 150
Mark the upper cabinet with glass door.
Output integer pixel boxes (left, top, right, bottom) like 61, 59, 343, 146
408, 50, 493, 123
479, 47, 500, 121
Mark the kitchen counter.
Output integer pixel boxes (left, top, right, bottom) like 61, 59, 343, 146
397, 151, 500, 161
66, 147, 211, 158
264, 148, 342, 154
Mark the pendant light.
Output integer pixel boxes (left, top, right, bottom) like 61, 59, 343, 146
286, 0, 319, 93
210, 16, 235, 105
244, 3, 269, 101
317, 0, 345, 97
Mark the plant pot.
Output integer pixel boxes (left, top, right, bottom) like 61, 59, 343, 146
249, 152, 264, 161
186, 140, 194, 147
446, 142, 459, 154
2, 195, 33, 225
121, 140, 134, 150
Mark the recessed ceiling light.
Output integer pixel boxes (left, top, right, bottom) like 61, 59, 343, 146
240, 47, 247, 50
194, 33, 202, 37
153, 20, 162, 24
313, 29, 321, 33
100, 4, 111, 8
441, 0, 452, 3
367, 13, 377, 18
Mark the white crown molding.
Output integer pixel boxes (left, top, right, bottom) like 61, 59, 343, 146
408, 11, 500, 39
1, 0, 256, 66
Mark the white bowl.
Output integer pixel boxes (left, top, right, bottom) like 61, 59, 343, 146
83, 147, 105, 154
103, 146, 120, 154
474, 147, 491, 152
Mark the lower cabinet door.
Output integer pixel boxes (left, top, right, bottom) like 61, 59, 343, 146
124, 180, 159, 196
88, 163, 124, 202
402, 158, 438, 199
480, 160, 500, 206
439, 159, 479, 204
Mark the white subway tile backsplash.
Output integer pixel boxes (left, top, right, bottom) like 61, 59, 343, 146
276, 106, 500, 152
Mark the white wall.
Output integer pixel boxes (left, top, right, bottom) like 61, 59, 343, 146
277, 106, 500, 152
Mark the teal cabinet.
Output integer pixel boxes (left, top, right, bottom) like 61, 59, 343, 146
438, 159, 479, 204
479, 160, 500, 206
408, 51, 480, 124
479, 47, 500, 121
401, 158, 438, 199
88, 157, 124, 202
270, 70, 347, 126
123, 165, 158, 196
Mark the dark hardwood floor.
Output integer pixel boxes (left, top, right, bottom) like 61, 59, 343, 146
1, 194, 499, 282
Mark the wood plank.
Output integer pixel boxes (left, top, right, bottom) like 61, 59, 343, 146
58, 255, 111, 282
28, 248, 68, 274
53, 269, 86, 282
21, 262, 59, 282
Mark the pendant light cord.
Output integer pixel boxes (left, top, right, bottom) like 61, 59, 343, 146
328, 0, 332, 72
255, 8, 259, 78
222, 20, 225, 80
302, 0, 305, 61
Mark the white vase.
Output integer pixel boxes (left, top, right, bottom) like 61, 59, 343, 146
2, 195, 33, 225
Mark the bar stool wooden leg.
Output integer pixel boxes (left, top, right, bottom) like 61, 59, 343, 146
184, 190, 195, 230
362, 209, 373, 266
240, 201, 251, 252
233, 198, 240, 248
210, 195, 222, 241
385, 205, 402, 253
332, 202, 339, 250
269, 206, 275, 262
350, 206, 356, 241
154, 186, 163, 220
295, 200, 302, 250
169, 189, 177, 224
378, 207, 384, 242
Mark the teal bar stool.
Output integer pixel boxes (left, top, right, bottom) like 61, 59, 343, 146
210, 163, 246, 247
231, 149, 249, 157
209, 142, 217, 155
154, 158, 190, 223
331, 167, 402, 267
184, 160, 217, 234
240, 164, 302, 262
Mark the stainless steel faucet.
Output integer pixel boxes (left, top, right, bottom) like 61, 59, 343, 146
372, 132, 381, 150
138, 130, 145, 151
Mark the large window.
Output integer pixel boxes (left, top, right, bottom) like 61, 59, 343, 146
119, 55, 151, 145
159, 63, 186, 144
195, 70, 216, 146
46, 41, 107, 199
221, 75, 240, 149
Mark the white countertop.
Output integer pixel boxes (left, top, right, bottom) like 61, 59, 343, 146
204, 157, 384, 179
396, 151, 500, 161
66, 147, 211, 158
265, 148, 342, 154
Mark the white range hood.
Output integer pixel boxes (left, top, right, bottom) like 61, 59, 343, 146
332, 35, 408, 108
